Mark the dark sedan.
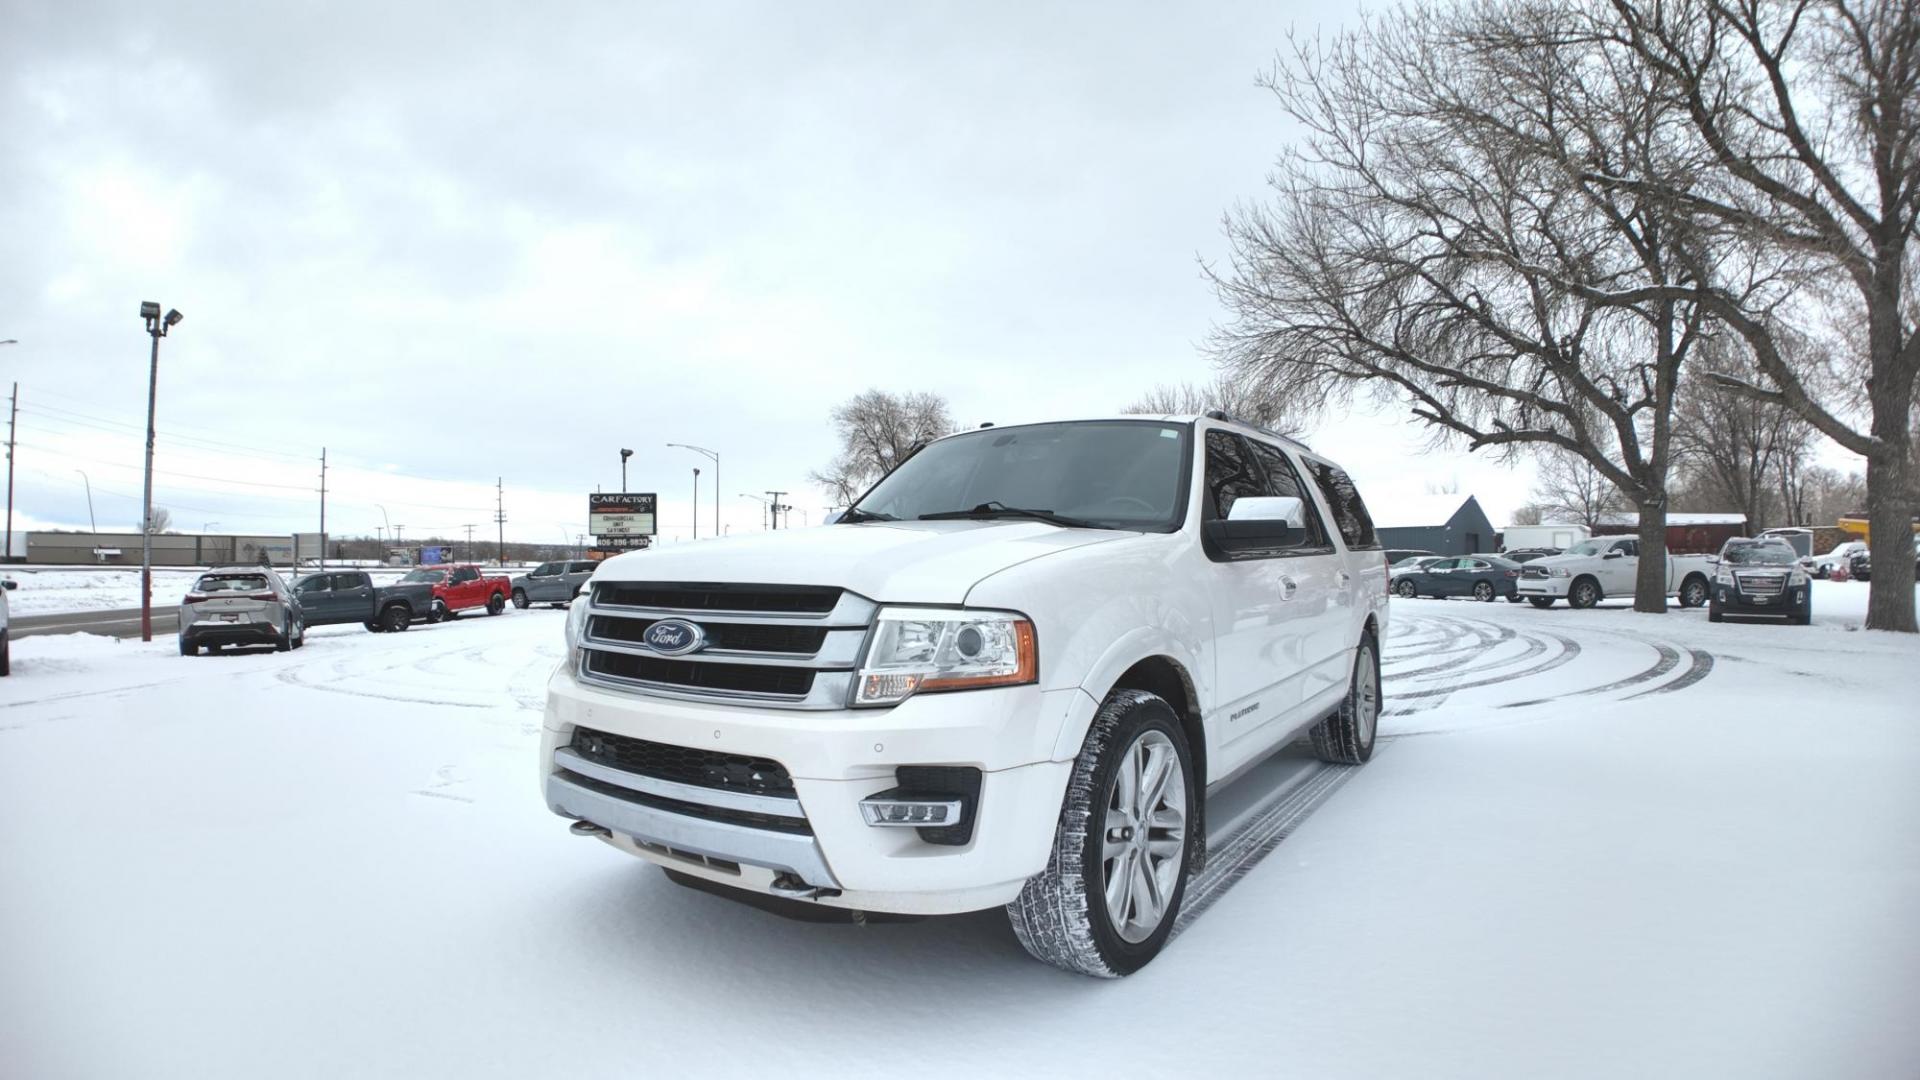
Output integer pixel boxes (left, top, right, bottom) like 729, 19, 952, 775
1392, 555, 1525, 602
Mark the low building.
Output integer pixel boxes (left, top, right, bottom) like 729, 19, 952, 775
25, 531, 295, 567
1372, 495, 1497, 556
1592, 512, 1746, 555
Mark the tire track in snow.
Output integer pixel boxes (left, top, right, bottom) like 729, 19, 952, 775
1174, 758, 1363, 936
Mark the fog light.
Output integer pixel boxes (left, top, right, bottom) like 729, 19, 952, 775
860, 797, 961, 827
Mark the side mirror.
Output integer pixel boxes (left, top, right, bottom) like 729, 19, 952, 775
1602, 549, 1623, 559
1205, 496, 1304, 556
2, 580, 15, 591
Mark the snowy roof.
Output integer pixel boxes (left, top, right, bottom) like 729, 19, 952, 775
1596, 512, 1747, 526
1370, 494, 1481, 530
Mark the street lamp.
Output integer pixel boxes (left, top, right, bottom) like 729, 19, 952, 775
202, 521, 221, 532
739, 492, 771, 530
691, 467, 701, 539
667, 443, 719, 538
620, 448, 633, 493
138, 301, 182, 642
75, 470, 97, 532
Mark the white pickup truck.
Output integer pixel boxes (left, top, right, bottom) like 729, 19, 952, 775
542, 415, 1390, 976
1515, 535, 1715, 609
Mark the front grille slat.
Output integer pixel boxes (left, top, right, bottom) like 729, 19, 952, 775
560, 771, 813, 835
585, 650, 815, 697
571, 727, 796, 797
588, 616, 828, 655
594, 582, 841, 613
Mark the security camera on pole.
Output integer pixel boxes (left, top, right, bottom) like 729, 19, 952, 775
138, 301, 182, 643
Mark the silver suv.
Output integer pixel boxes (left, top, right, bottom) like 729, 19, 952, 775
179, 567, 305, 655
511, 560, 597, 608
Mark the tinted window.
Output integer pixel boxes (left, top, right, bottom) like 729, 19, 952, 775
1204, 431, 1265, 520
853, 420, 1190, 531
198, 574, 270, 593
1302, 457, 1380, 550
570, 563, 595, 574
295, 576, 330, 593
399, 569, 447, 584
337, 573, 366, 589
1617, 540, 1638, 557
532, 563, 554, 576
1245, 439, 1331, 548
450, 568, 478, 583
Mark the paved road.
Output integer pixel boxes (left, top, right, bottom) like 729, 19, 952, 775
9, 607, 180, 640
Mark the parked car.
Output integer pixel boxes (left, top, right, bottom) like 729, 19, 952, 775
179, 567, 305, 655
291, 571, 434, 632
397, 564, 512, 620
1800, 540, 1866, 579
1389, 554, 1447, 577
1499, 547, 1561, 563
543, 414, 1390, 976
1392, 555, 1525, 602
1844, 547, 1920, 583
1515, 536, 1715, 609
1384, 547, 1438, 564
1710, 538, 1810, 624
0, 576, 15, 676
511, 560, 598, 608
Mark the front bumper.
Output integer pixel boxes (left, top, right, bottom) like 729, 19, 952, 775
180, 619, 288, 647
1515, 577, 1570, 598
1713, 582, 1808, 617
541, 665, 1093, 915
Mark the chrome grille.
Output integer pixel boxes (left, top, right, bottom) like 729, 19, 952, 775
1735, 571, 1787, 599
579, 582, 877, 709
1521, 566, 1549, 579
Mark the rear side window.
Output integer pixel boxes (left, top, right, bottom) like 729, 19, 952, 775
1245, 439, 1331, 549
1302, 457, 1380, 550
1203, 431, 1265, 519
571, 563, 595, 573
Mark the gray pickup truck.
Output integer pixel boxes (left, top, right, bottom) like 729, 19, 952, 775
510, 560, 597, 608
291, 571, 435, 632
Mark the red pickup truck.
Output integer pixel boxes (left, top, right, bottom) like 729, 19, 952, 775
395, 564, 513, 621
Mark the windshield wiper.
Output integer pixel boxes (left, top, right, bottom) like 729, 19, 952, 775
837, 506, 897, 524
918, 502, 1103, 529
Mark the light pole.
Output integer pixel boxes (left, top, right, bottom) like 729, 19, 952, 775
620, 448, 633, 492
667, 443, 719, 538
691, 467, 701, 539
138, 302, 182, 642
739, 492, 771, 530
75, 470, 97, 532
202, 521, 221, 532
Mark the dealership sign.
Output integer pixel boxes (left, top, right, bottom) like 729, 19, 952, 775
589, 493, 658, 539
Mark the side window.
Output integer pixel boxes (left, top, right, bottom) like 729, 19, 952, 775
571, 562, 595, 574
1302, 457, 1380, 550
298, 576, 330, 594
1245, 440, 1331, 548
451, 568, 478, 584
1617, 540, 1638, 557
1203, 431, 1264, 520
532, 563, 554, 576
340, 573, 366, 589
1428, 559, 1459, 570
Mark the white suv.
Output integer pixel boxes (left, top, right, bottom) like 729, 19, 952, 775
542, 415, 1389, 976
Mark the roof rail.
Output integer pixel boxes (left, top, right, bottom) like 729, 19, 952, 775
1201, 409, 1313, 453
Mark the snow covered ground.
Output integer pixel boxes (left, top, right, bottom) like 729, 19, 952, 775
2, 585, 1917, 1079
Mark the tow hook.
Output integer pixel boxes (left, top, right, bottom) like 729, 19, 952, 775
569, 820, 611, 838
768, 873, 841, 901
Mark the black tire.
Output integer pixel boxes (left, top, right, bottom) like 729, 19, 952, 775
1507, 594, 1525, 604
381, 604, 411, 633
275, 627, 293, 652
1395, 579, 1417, 599
1793, 606, 1811, 626
1678, 574, 1709, 609
179, 638, 197, 656
1567, 576, 1601, 609
1473, 580, 1495, 602
291, 621, 305, 650
1310, 634, 1379, 765
1708, 602, 1723, 623
2, 630, 11, 675
1007, 689, 1196, 978
512, 589, 530, 610
364, 620, 383, 633
432, 599, 451, 623
486, 592, 506, 616
1528, 596, 1556, 609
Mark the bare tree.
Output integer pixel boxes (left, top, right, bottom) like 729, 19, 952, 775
1531, 450, 1632, 529
1599, 0, 1920, 630
1670, 338, 1817, 528
1211, 1, 1722, 611
146, 506, 172, 534
809, 390, 956, 505
1509, 504, 1546, 526
1123, 372, 1302, 434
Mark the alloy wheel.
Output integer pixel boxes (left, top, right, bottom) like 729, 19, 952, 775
1101, 730, 1187, 944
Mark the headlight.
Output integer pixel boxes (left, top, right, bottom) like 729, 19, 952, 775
1548, 567, 1571, 578
564, 596, 590, 659
1715, 570, 1733, 585
854, 607, 1037, 706
1790, 571, 1809, 586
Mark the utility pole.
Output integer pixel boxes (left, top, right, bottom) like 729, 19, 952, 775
463, 523, 477, 563
317, 447, 328, 573
620, 448, 632, 493
75, 470, 96, 533
766, 490, 787, 530
494, 477, 506, 566
4, 382, 16, 562
692, 468, 701, 539
138, 302, 181, 642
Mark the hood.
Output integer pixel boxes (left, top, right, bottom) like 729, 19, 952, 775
592, 521, 1133, 604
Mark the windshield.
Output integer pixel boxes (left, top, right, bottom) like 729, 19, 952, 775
1563, 540, 1608, 557
1724, 543, 1796, 566
399, 569, 448, 584
849, 420, 1190, 531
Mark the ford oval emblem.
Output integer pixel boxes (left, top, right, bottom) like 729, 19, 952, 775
642, 618, 705, 656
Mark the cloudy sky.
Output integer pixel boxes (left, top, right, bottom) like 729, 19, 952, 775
3, 0, 1545, 550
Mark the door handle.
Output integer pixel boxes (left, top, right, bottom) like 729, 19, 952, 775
1279, 576, 1298, 600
